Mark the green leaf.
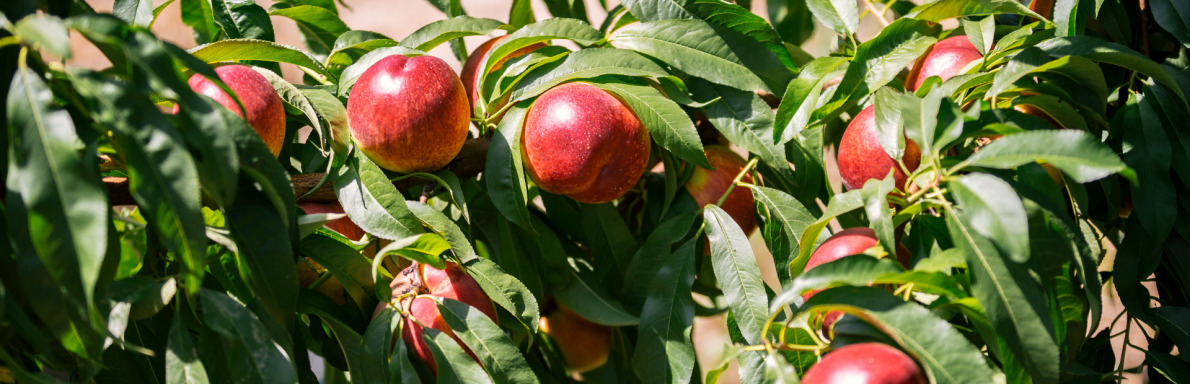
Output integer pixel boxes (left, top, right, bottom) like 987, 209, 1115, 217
907, 0, 1046, 22
333, 151, 424, 240
167, 317, 210, 384
463, 257, 541, 335
1036, 36, 1187, 103
200, 290, 297, 384
773, 57, 849, 143
796, 287, 1000, 384
7, 66, 108, 308
12, 14, 70, 59
796, 190, 863, 271
704, 205, 769, 344
359, 307, 398, 384
484, 101, 533, 230
619, 0, 695, 21
325, 30, 397, 70
189, 38, 333, 79
113, 0, 154, 26
509, 0, 535, 27
68, 71, 207, 293
683, 0, 797, 69
407, 201, 478, 262
816, 19, 939, 119
751, 186, 817, 283
1150, 0, 1190, 47
611, 19, 793, 93
268, 4, 349, 55
555, 267, 640, 326
436, 298, 540, 384
805, 0, 858, 36
181, 0, 219, 44
861, 176, 897, 257
768, 0, 816, 45
377, 233, 451, 270
507, 48, 669, 102
634, 238, 697, 384
946, 213, 1058, 383
300, 233, 376, 306
588, 78, 710, 168
1147, 351, 1190, 383
223, 168, 298, 332
872, 87, 906, 160
477, 18, 603, 89
210, 0, 274, 41
397, 16, 506, 52
949, 174, 1030, 262
421, 327, 494, 384
962, 16, 995, 55
689, 79, 785, 172
964, 130, 1127, 183
623, 211, 700, 312
253, 67, 323, 148
1122, 89, 1175, 242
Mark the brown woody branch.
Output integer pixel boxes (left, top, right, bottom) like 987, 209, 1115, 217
106, 137, 491, 206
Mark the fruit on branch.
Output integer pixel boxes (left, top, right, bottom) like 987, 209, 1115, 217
686, 146, 757, 235
905, 35, 983, 92
686, 145, 757, 252
539, 299, 610, 373
837, 105, 921, 191
802, 342, 928, 384
385, 262, 497, 374
460, 35, 547, 113
347, 54, 470, 173
803, 227, 910, 333
299, 202, 366, 241
184, 64, 286, 157
522, 82, 651, 204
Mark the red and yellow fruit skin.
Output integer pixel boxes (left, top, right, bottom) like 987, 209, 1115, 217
803, 228, 911, 333
347, 54, 470, 174
801, 342, 928, 384
539, 303, 611, 373
389, 262, 497, 374
905, 35, 983, 92
460, 36, 546, 111
522, 82, 651, 204
686, 146, 757, 253
185, 65, 286, 157
838, 105, 922, 191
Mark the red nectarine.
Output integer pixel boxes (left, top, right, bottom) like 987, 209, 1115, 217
802, 342, 927, 384
837, 105, 921, 191
905, 35, 983, 92
185, 65, 286, 156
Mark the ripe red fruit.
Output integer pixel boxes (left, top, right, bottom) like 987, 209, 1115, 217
802, 343, 928, 384
387, 262, 496, 374
539, 301, 610, 373
905, 35, 983, 92
185, 65, 286, 157
347, 55, 470, 173
522, 82, 651, 204
298, 202, 365, 241
460, 36, 546, 111
803, 228, 911, 332
837, 105, 921, 191
686, 146, 757, 235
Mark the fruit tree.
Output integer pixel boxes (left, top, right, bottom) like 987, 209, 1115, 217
0, 0, 1188, 382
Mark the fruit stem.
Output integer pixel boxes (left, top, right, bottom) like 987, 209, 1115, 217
299, 66, 332, 86
308, 271, 333, 290
715, 157, 759, 207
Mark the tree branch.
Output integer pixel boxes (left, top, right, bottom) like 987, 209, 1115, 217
106, 137, 491, 206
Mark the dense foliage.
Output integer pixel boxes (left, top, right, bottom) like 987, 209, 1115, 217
0, 0, 1188, 382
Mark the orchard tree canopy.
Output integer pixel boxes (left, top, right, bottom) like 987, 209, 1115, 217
0, 0, 1188, 382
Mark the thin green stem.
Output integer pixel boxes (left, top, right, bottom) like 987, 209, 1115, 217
716, 157, 759, 207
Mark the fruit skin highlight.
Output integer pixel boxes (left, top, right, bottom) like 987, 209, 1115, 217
801, 342, 928, 384
185, 64, 287, 157
905, 35, 983, 92
522, 82, 651, 204
382, 262, 497, 374
837, 105, 922, 191
460, 36, 546, 112
347, 54, 470, 173
539, 300, 611, 373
